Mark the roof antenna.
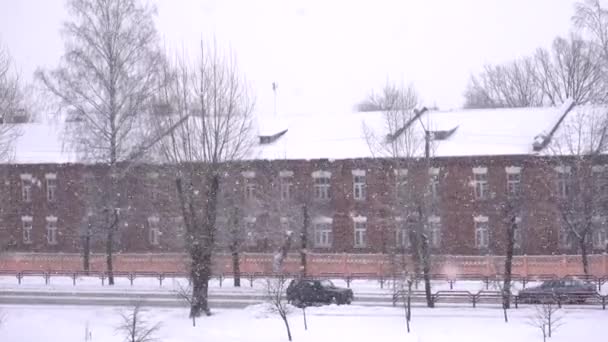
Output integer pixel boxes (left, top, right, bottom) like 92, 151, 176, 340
272, 82, 278, 117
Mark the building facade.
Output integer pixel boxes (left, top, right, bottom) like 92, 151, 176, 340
1, 154, 606, 256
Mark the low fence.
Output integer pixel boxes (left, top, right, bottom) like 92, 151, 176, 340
0, 253, 607, 277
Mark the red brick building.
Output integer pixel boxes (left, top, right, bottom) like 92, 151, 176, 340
1, 104, 607, 256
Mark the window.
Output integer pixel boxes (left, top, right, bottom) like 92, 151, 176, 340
395, 217, 410, 248
353, 216, 367, 248
395, 169, 408, 198
592, 165, 606, 197
559, 225, 573, 249
46, 216, 58, 245
506, 167, 522, 198
473, 167, 488, 199
592, 216, 607, 249
147, 172, 160, 200
512, 217, 523, 249
245, 216, 257, 247
279, 171, 293, 200
82, 173, 95, 196
280, 217, 290, 232
46, 174, 57, 202
148, 216, 160, 245
22, 216, 32, 244
313, 171, 331, 200
474, 216, 489, 248
21, 174, 32, 202
352, 170, 367, 201
242, 171, 256, 200
429, 168, 440, 199
427, 216, 441, 248
555, 166, 571, 198
313, 217, 333, 248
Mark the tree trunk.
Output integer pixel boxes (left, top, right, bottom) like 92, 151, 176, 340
419, 234, 433, 308
580, 236, 590, 276
281, 313, 292, 341
190, 245, 212, 317
503, 215, 516, 313
302, 307, 307, 330
187, 173, 219, 317
232, 249, 241, 287
300, 205, 309, 278
106, 228, 114, 286
83, 234, 90, 275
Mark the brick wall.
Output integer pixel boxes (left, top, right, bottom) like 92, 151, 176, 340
0, 155, 606, 256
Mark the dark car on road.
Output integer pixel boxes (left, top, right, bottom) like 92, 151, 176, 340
518, 279, 597, 304
286, 279, 354, 307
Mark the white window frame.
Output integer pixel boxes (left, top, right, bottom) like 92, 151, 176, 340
313, 171, 331, 201
592, 216, 607, 249
46, 216, 58, 245
395, 217, 410, 248
555, 166, 571, 198
313, 216, 333, 248
506, 167, 522, 198
245, 216, 257, 247
353, 216, 367, 248
512, 217, 522, 249
147, 172, 160, 200
279, 171, 293, 200
429, 168, 440, 199
22, 216, 33, 244
559, 225, 573, 249
473, 167, 489, 200
352, 170, 367, 201
46, 174, 57, 202
474, 215, 490, 249
148, 216, 160, 246
21, 174, 32, 203
243, 172, 256, 201
592, 165, 606, 196
427, 216, 441, 248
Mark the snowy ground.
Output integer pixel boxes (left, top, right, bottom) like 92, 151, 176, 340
2, 275, 605, 295
0, 303, 606, 342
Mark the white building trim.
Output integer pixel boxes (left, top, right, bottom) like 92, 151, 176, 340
312, 170, 331, 178
394, 168, 408, 177
20, 174, 32, 180
21, 215, 33, 222
244, 216, 257, 223
428, 167, 440, 175
241, 171, 256, 179
352, 169, 366, 177
474, 215, 489, 222
505, 166, 522, 174
312, 216, 333, 224
592, 165, 606, 173
44, 173, 57, 180
46, 216, 58, 222
555, 166, 571, 173
472, 166, 488, 174
279, 170, 294, 178
352, 215, 367, 222
428, 215, 441, 223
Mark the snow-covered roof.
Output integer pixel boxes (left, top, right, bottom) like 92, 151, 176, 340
254, 104, 588, 160
5, 104, 603, 164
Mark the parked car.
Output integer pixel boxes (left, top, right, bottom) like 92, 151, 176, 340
286, 279, 354, 307
518, 279, 596, 304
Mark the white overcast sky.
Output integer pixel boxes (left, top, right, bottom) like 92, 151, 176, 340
0, 0, 580, 116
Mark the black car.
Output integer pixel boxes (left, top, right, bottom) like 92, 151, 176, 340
518, 279, 597, 304
286, 279, 354, 307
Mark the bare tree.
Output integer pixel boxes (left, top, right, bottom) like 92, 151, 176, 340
116, 302, 162, 342
545, 107, 608, 275
36, 0, 165, 285
174, 282, 199, 327
573, 0, 608, 64
363, 83, 436, 308
0, 42, 24, 161
534, 35, 606, 105
391, 260, 415, 333
464, 58, 543, 109
357, 82, 418, 112
528, 303, 564, 342
152, 42, 254, 317
265, 276, 294, 342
